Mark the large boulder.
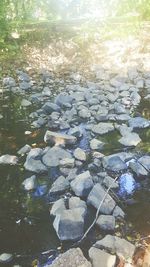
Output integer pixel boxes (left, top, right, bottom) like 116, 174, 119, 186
42, 146, 72, 167
71, 171, 94, 197
44, 130, 77, 145
50, 248, 91, 267
87, 184, 116, 214
92, 123, 114, 135
89, 247, 116, 267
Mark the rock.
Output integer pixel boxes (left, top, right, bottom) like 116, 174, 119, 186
42, 147, 72, 167
49, 176, 69, 199
42, 102, 60, 114
119, 132, 141, 146
17, 144, 31, 155
50, 197, 87, 217
113, 206, 125, 218
73, 148, 86, 161
18, 71, 30, 82
102, 176, 119, 189
89, 247, 116, 267
3, 77, 16, 87
0, 253, 13, 263
128, 117, 150, 129
130, 92, 141, 106
42, 87, 51, 96
19, 81, 31, 90
92, 123, 114, 135
53, 207, 86, 241
78, 108, 91, 119
71, 171, 94, 197
68, 127, 82, 138
0, 155, 18, 165
59, 158, 75, 168
90, 138, 105, 150
115, 114, 131, 122
55, 92, 73, 108
24, 158, 47, 173
22, 175, 37, 191
44, 130, 77, 146
87, 184, 116, 214
129, 157, 149, 177
50, 248, 91, 267
138, 155, 150, 172
102, 155, 127, 172
21, 99, 32, 107
128, 68, 138, 81
94, 235, 135, 262
96, 215, 115, 231
118, 125, 133, 136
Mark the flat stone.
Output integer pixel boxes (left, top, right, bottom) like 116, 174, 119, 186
42, 146, 72, 167
17, 144, 31, 155
87, 184, 116, 214
22, 175, 37, 191
0, 253, 13, 263
44, 130, 77, 145
71, 171, 94, 197
24, 157, 47, 173
119, 132, 141, 146
92, 123, 114, 135
89, 247, 116, 267
94, 235, 135, 262
102, 155, 127, 172
50, 248, 91, 267
0, 155, 18, 165
53, 207, 86, 241
96, 215, 115, 231
73, 148, 86, 161
90, 139, 105, 150
128, 117, 150, 129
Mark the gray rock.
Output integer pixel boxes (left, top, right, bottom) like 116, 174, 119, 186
115, 114, 131, 122
42, 102, 60, 114
50, 197, 87, 217
19, 81, 31, 90
102, 176, 119, 189
53, 207, 86, 241
3, 77, 16, 87
92, 123, 114, 135
73, 148, 86, 161
94, 235, 135, 262
50, 248, 91, 267
96, 215, 115, 231
129, 156, 150, 177
17, 144, 31, 155
118, 125, 133, 136
138, 155, 150, 172
59, 158, 75, 168
102, 155, 127, 172
0, 155, 18, 165
49, 176, 69, 197
44, 130, 77, 146
55, 92, 73, 108
18, 71, 30, 82
68, 126, 82, 138
22, 175, 37, 191
113, 206, 125, 218
42, 87, 51, 96
24, 157, 47, 173
71, 171, 94, 197
128, 117, 150, 129
90, 138, 105, 150
119, 132, 141, 146
42, 146, 72, 167
0, 253, 13, 263
87, 184, 116, 214
21, 99, 32, 107
89, 247, 116, 267
78, 108, 91, 119
130, 92, 141, 106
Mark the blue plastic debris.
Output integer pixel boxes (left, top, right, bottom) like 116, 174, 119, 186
118, 172, 140, 198
33, 185, 47, 197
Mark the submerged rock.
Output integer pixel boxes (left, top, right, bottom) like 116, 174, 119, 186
89, 247, 116, 267
44, 130, 77, 146
119, 132, 141, 146
0, 155, 18, 165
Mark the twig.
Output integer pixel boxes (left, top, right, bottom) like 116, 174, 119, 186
71, 176, 119, 247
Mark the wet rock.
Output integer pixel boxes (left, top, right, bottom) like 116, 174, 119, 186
49, 176, 69, 199
19, 81, 31, 90
0, 253, 13, 263
119, 132, 141, 146
94, 235, 135, 262
50, 197, 87, 217
73, 148, 86, 161
71, 171, 94, 197
89, 247, 116, 267
0, 155, 18, 165
17, 144, 31, 155
96, 215, 115, 231
102, 176, 119, 189
90, 138, 105, 150
92, 123, 114, 135
87, 184, 116, 214
44, 130, 77, 146
102, 155, 127, 172
50, 248, 91, 267
42, 102, 60, 114
21, 99, 32, 107
128, 117, 150, 129
59, 158, 75, 168
22, 175, 37, 191
53, 207, 86, 241
42, 146, 72, 167
113, 206, 125, 218
55, 92, 73, 108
